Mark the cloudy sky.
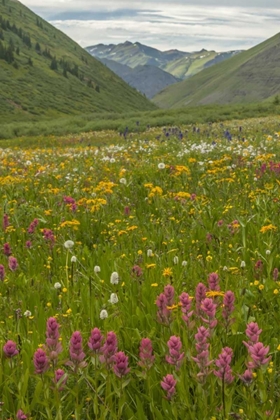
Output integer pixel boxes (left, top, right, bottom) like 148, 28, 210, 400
20, 0, 280, 52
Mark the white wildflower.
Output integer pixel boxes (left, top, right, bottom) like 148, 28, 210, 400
71, 256, 77, 263
120, 178, 127, 185
100, 309, 108, 320
24, 310, 32, 317
64, 240, 74, 249
182, 260, 187, 267
147, 249, 153, 257
54, 282, 62, 289
240, 261, 246, 268
110, 271, 119, 284
173, 256, 179, 264
108, 293, 118, 304
94, 266, 101, 273
158, 163, 165, 169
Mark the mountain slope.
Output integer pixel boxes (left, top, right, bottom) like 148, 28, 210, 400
100, 58, 179, 99
0, 1, 155, 123
86, 42, 241, 80
153, 33, 280, 108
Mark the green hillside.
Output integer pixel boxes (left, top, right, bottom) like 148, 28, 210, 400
0, 0, 155, 123
153, 32, 280, 108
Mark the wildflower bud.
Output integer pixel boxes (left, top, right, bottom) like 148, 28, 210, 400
33, 348, 49, 374
88, 328, 103, 353
273, 268, 279, 281
94, 265, 101, 273
71, 256, 77, 263
0, 264, 5, 281
16, 409, 27, 420
245, 322, 262, 344
54, 369, 67, 391
113, 351, 130, 377
3, 340, 19, 358
173, 256, 179, 264
164, 284, 175, 306
2, 213, 9, 232
161, 374, 176, 399
207, 272, 220, 291
100, 331, 118, 367
166, 336, 184, 369
3, 242, 12, 256
138, 338, 155, 369
8, 256, 18, 271
240, 261, 246, 268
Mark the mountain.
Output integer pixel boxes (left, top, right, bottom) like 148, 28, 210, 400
0, 1, 155, 123
153, 32, 280, 108
100, 58, 179, 99
86, 41, 241, 80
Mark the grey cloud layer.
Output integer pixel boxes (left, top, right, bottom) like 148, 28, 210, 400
21, 1, 280, 51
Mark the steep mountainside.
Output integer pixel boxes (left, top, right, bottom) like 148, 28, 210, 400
0, 1, 155, 123
153, 32, 280, 108
100, 58, 179, 98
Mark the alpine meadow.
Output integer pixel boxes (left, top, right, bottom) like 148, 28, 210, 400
1, 0, 280, 419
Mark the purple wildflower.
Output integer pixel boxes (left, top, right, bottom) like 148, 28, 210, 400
68, 331, 86, 370
164, 284, 175, 306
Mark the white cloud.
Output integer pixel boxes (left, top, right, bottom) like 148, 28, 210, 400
20, 1, 280, 51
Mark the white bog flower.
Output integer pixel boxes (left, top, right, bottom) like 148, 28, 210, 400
108, 293, 118, 304
173, 256, 179, 265
94, 265, 101, 273
266, 250, 271, 255
110, 271, 119, 284
119, 178, 127, 185
147, 249, 153, 257
24, 310, 32, 317
71, 256, 77, 263
54, 282, 62, 289
64, 240, 74, 249
240, 261, 246, 268
158, 163, 165, 169
182, 260, 187, 267
100, 309, 108, 320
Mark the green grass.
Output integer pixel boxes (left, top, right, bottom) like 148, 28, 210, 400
153, 32, 280, 108
0, 102, 279, 141
0, 0, 155, 123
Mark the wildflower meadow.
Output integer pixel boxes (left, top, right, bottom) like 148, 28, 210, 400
1, 117, 280, 419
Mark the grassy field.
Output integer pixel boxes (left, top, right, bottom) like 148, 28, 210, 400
0, 116, 280, 418
153, 32, 280, 108
0, 102, 279, 141
0, 0, 155, 123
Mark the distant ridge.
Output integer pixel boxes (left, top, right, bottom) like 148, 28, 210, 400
86, 41, 241, 80
153, 32, 280, 108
